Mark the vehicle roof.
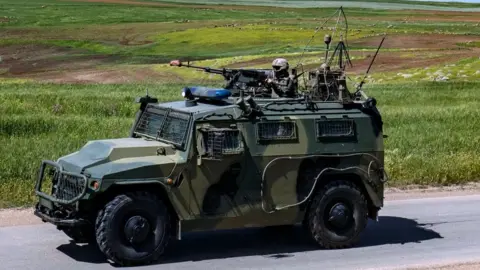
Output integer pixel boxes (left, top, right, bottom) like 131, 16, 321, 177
153, 99, 241, 119
151, 96, 364, 122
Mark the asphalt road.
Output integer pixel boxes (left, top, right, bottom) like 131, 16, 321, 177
2, 195, 480, 270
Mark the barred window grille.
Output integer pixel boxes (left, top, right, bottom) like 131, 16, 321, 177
156, 110, 190, 147
203, 128, 243, 159
315, 119, 355, 138
134, 105, 191, 148
134, 106, 166, 138
256, 121, 296, 141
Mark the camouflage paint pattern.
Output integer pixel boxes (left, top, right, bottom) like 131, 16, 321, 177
35, 93, 385, 235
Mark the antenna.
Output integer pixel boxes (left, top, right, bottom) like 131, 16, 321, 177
294, 6, 346, 68
292, 6, 349, 91
324, 34, 332, 63
354, 34, 386, 97
326, 34, 353, 71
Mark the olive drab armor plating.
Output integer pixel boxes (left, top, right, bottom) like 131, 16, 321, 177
33, 7, 388, 266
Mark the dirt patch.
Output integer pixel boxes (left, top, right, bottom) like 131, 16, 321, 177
355, 16, 480, 23
0, 21, 232, 44
0, 44, 124, 81
1, 33, 478, 83
0, 44, 97, 76
222, 48, 479, 75
3, 55, 115, 75
6, 49, 475, 83
385, 182, 480, 201
32, 66, 182, 84
0, 43, 184, 83
404, 9, 480, 19
343, 48, 480, 75
351, 10, 480, 23
351, 34, 480, 50
0, 44, 79, 63
0, 207, 40, 227
0, 44, 111, 76
214, 32, 480, 73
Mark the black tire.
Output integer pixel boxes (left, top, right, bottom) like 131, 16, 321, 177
95, 191, 171, 266
306, 180, 368, 249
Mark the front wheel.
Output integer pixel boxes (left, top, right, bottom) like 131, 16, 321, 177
95, 191, 171, 266
306, 180, 368, 249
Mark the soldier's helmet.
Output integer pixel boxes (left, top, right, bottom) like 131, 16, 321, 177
272, 58, 289, 72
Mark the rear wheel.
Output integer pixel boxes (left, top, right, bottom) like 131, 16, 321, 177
306, 180, 368, 249
95, 191, 171, 266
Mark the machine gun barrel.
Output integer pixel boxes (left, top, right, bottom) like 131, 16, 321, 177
170, 59, 272, 82
170, 59, 232, 77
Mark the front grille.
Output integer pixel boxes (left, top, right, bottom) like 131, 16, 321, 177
36, 161, 88, 204
51, 172, 87, 202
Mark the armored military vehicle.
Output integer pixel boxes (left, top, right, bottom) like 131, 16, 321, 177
33, 7, 387, 266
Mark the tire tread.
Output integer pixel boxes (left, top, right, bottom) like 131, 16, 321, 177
306, 179, 368, 249
95, 191, 171, 266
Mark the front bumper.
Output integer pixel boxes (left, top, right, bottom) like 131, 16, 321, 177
34, 204, 88, 227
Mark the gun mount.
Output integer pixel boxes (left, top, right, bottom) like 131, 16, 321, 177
169, 59, 271, 96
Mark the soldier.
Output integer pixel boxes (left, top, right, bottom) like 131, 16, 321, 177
264, 58, 298, 98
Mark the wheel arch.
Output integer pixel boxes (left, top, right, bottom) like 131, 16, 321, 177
89, 182, 181, 237
302, 171, 381, 222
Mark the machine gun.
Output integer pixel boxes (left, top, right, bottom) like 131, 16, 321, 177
169, 59, 270, 96
170, 59, 306, 98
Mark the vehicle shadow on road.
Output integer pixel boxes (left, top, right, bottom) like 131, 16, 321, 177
356, 215, 443, 247
56, 216, 443, 266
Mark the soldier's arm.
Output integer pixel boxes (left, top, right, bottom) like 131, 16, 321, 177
264, 72, 277, 93
268, 81, 284, 96
285, 75, 297, 96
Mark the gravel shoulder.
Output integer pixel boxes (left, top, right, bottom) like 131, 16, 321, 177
2, 183, 480, 228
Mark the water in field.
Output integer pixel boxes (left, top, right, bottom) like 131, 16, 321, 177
156, 0, 480, 11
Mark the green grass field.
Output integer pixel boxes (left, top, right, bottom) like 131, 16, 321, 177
0, 0, 479, 208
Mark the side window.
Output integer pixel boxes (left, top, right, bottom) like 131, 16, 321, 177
255, 120, 297, 143
197, 126, 244, 160
315, 118, 355, 140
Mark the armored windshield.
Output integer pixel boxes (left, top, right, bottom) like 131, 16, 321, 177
133, 104, 191, 149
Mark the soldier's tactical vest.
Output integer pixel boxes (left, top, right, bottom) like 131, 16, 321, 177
268, 72, 291, 98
